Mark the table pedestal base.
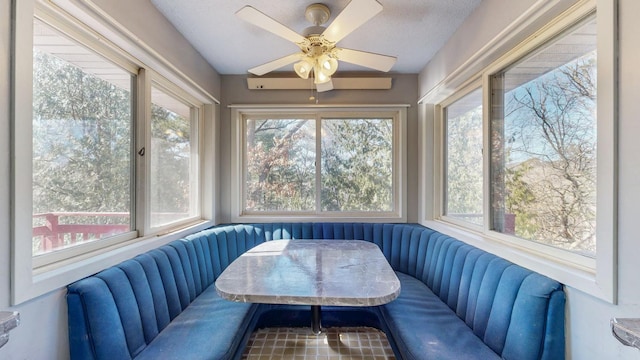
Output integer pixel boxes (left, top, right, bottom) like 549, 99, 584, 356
311, 305, 322, 335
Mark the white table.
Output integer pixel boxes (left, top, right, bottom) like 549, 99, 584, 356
215, 239, 400, 334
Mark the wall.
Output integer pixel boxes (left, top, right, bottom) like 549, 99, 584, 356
85, 0, 221, 101
217, 74, 420, 224
418, 0, 640, 358
418, 0, 576, 102
0, 0, 12, 343
0, 0, 221, 359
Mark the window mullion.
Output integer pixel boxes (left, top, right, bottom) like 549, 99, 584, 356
489, 73, 505, 233
136, 68, 151, 236
315, 114, 322, 214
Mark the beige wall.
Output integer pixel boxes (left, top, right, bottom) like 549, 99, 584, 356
217, 74, 420, 224
86, 0, 222, 100
418, 0, 576, 101
1, 0, 11, 320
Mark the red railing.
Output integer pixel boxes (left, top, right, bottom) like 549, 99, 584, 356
32, 212, 130, 254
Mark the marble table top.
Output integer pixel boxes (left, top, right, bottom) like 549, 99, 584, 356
215, 240, 400, 306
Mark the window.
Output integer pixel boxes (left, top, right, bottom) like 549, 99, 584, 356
234, 107, 405, 221
429, 2, 616, 301
150, 84, 200, 229
32, 18, 134, 255
443, 87, 483, 226
245, 117, 315, 211
490, 17, 597, 256
11, 3, 214, 304
321, 118, 393, 212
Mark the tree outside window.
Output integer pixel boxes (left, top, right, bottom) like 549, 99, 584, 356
491, 18, 597, 255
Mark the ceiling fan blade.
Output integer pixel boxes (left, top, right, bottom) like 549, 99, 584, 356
316, 80, 334, 92
236, 6, 306, 44
335, 48, 396, 72
248, 53, 301, 76
322, 0, 383, 43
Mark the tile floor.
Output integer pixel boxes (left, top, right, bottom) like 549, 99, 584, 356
241, 327, 396, 360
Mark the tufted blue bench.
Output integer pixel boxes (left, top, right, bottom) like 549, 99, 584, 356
67, 223, 565, 360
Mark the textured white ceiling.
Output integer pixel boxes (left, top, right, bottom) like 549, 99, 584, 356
150, 0, 483, 75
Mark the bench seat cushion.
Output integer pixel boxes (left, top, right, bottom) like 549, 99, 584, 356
380, 272, 501, 360
135, 286, 259, 360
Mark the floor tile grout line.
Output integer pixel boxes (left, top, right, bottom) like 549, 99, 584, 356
241, 326, 395, 360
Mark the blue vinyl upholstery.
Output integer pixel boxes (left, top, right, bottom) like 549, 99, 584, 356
67, 223, 565, 360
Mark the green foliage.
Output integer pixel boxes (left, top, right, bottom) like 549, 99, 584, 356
446, 107, 483, 224
505, 162, 538, 239
321, 119, 393, 212
245, 119, 316, 211
245, 117, 394, 212
32, 50, 131, 217
150, 103, 193, 223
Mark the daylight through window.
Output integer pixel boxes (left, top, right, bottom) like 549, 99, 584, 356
242, 111, 399, 216
32, 19, 133, 255
490, 17, 597, 256
444, 88, 484, 226
150, 85, 199, 228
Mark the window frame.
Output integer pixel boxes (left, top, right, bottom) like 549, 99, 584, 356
230, 105, 407, 223
10, 1, 215, 304
146, 77, 203, 234
28, 15, 139, 267
438, 81, 484, 232
427, 0, 617, 302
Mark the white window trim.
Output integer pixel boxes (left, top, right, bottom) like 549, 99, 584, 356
422, 0, 617, 303
10, 0, 217, 304
437, 79, 484, 233
146, 73, 204, 235
230, 104, 408, 223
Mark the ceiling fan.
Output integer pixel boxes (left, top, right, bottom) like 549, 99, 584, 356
236, 0, 397, 92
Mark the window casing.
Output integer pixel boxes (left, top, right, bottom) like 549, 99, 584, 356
429, 1, 616, 302
232, 107, 406, 222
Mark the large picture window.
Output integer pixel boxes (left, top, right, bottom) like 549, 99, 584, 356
235, 108, 405, 220
32, 18, 133, 255
490, 17, 597, 256
431, 4, 615, 300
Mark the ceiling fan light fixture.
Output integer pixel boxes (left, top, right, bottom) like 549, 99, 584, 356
294, 58, 314, 79
314, 66, 331, 84
318, 54, 338, 76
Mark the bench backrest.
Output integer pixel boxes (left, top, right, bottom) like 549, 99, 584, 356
67, 235, 251, 359
68, 222, 564, 360
232, 222, 565, 360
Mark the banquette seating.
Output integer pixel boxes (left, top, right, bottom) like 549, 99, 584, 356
67, 223, 565, 360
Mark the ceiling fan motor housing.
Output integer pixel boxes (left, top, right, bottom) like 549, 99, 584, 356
305, 3, 330, 25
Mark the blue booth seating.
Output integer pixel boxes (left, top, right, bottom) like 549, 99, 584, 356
67, 223, 565, 360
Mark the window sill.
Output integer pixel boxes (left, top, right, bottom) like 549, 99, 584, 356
421, 219, 613, 302
13, 220, 214, 305
231, 214, 407, 224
